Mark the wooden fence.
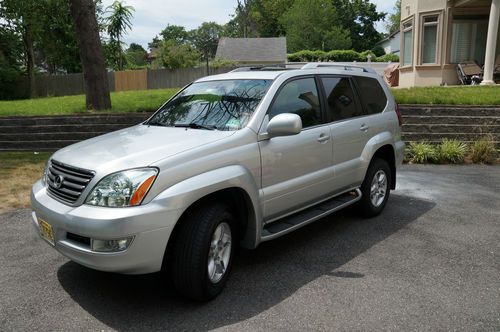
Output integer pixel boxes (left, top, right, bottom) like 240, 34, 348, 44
14, 67, 233, 98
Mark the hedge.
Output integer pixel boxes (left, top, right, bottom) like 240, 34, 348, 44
287, 50, 399, 63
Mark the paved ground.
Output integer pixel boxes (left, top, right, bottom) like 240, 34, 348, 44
0, 165, 499, 331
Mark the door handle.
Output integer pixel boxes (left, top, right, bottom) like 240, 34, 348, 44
360, 124, 369, 132
317, 134, 330, 143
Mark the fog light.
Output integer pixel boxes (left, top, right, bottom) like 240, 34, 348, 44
91, 237, 134, 252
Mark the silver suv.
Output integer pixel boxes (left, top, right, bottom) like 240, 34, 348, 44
31, 64, 404, 300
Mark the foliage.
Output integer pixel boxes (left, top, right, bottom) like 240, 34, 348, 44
159, 25, 189, 44
331, 0, 386, 51
287, 49, 398, 62
371, 45, 385, 57
0, 88, 179, 116
210, 58, 238, 69
469, 136, 497, 164
157, 40, 200, 70
436, 139, 467, 163
391, 86, 500, 105
385, 0, 401, 34
190, 22, 224, 62
376, 53, 400, 62
105, 0, 134, 70
405, 142, 438, 164
280, 0, 351, 52
125, 43, 147, 68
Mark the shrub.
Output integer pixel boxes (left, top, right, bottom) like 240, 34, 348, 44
437, 139, 467, 163
376, 54, 400, 62
359, 50, 376, 62
469, 136, 497, 164
406, 142, 438, 163
371, 45, 385, 57
325, 50, 362, 62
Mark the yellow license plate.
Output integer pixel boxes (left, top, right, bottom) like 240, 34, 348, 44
38, 218, 55, 246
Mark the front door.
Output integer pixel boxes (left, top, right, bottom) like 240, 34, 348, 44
259, 77, 334, 220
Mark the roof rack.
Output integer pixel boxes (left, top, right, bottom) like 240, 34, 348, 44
230, 64, 294, 72
300, 62, 376, 74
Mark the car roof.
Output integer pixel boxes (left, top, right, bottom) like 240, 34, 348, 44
195, 70, 287, 82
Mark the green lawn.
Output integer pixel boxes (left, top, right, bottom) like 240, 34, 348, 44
392, 86, 500, 105
0, 85, 499, 117
0, 88, 179, 117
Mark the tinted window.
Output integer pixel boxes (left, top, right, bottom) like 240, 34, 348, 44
321, 77, 361, 122
269, 78, 321, 128
354, 77, 388, 115
147, 79, 272, 131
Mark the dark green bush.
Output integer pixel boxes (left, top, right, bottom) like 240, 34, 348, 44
376, 54, 400, 62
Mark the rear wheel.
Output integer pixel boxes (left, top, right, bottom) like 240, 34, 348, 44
358, 158, 391, 217
170, 202, 235, 301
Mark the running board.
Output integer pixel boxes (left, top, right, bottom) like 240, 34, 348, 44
261, 189, 362, 242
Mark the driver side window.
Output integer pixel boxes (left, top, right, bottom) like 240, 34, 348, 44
268, 78, 321, 128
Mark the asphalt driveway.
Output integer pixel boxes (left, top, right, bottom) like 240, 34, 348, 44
1, 165, 499, 331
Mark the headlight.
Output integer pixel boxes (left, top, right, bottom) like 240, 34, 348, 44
85, 168, 158, 207
41, 161, 49, 186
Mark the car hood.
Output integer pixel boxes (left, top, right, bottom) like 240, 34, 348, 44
52, 124, 236, 173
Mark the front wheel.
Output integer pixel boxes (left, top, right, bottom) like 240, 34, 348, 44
358, 158, 391, 218
170, 202, 235, 301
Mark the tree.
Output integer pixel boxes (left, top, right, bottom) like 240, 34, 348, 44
0, 25, 23, 99
281, 0, 351, 52
105, 0, 134, 70
70, 0, 111, 110
331, 0, 386, 51
125, 43, 147, 68
251, 0, 290, 37
159, 25, 189, 44
385, 0, 401, 34
190, 22, 223, 73
157, 39, 200, 69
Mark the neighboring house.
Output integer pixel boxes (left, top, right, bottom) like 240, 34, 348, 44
376, 30, 401, 56
399, 0, 499, 87
215, 37, 287, 64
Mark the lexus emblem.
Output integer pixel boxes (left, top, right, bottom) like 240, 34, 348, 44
54, 175, 64, 189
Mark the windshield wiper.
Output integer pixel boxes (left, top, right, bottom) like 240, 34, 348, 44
174, 123, 217, 130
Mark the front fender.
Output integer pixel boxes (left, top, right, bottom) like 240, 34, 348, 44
153, 165, 262, 248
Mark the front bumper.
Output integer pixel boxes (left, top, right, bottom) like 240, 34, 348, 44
30, 180, 181, 274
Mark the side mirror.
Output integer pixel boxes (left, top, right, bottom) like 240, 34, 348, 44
266, 113, 302, 138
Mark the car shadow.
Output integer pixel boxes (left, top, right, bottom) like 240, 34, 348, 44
57, 193, 435, 330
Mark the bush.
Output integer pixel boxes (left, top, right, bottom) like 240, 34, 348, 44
406, 142, 438, 163
324, 50, 362, 62
469, 136, 497, 164
376, 54, 400, 62
437, 139, 467, 163
371, 45, 385, 57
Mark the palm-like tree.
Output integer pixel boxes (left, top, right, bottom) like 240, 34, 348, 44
106, 0, 134, 70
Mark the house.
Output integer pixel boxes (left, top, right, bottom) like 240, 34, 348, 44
215, 37, 287, 65
399, 0, 499, 87
376, 30, 401, 56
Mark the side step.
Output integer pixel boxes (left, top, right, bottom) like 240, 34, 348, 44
261, 189, 362, 242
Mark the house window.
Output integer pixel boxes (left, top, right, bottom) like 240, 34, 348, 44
421, 16, 439, 64
450, 16, 488, 64
402, 20, 413, 66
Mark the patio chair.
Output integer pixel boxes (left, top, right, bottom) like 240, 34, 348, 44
457, 61, 483, 85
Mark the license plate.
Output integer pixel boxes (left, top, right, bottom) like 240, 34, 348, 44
38, 218, 55, 246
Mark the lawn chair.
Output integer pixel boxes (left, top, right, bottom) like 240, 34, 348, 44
457, 61, 483, 85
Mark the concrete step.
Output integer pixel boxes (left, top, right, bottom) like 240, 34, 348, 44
400, 106, 500, 117
0, 140, 81, 150
402, 132, 498, 141
402, 124, 500, 134
0, 123, 131, 133
402, 115, 500, 125
0, 113, 151, 126
0, 132, 106, 141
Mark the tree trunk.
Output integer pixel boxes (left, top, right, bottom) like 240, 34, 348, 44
69, 0, 111, 110
22, 24, 36, 98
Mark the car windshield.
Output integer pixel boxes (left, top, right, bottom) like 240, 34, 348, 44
146, 79, 273, 131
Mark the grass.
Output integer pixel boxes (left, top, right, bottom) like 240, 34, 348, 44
0, 85, 499, 117
0, 152, 50, 214
392, 86, 500, 105
0, 88, 179, 117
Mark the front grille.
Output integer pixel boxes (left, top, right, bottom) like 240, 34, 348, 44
46, 159, 95, 204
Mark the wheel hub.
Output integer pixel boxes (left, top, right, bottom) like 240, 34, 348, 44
207, 222, 232, 283
370, 170, 388, 207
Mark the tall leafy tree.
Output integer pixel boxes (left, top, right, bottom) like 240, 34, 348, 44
105, 0, 134, 70
331, 0, 386, 51
157, 39, 200, 70
70, 0, 111, 110
125, 42, 147, 68
159, 25, 189, 45
385, 0, 401, 34
281, 0, 351, 52
190, 22, 224, 74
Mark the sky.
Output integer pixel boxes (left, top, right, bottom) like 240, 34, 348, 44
101, 0, 396, 49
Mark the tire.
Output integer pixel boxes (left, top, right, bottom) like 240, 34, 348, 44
358, 158, 391, 218
170, 202, 236, 301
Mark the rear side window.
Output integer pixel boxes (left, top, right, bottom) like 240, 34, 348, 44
353, 76, 388, 115
269, 78, 321, 128
321, 77, 361, 122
